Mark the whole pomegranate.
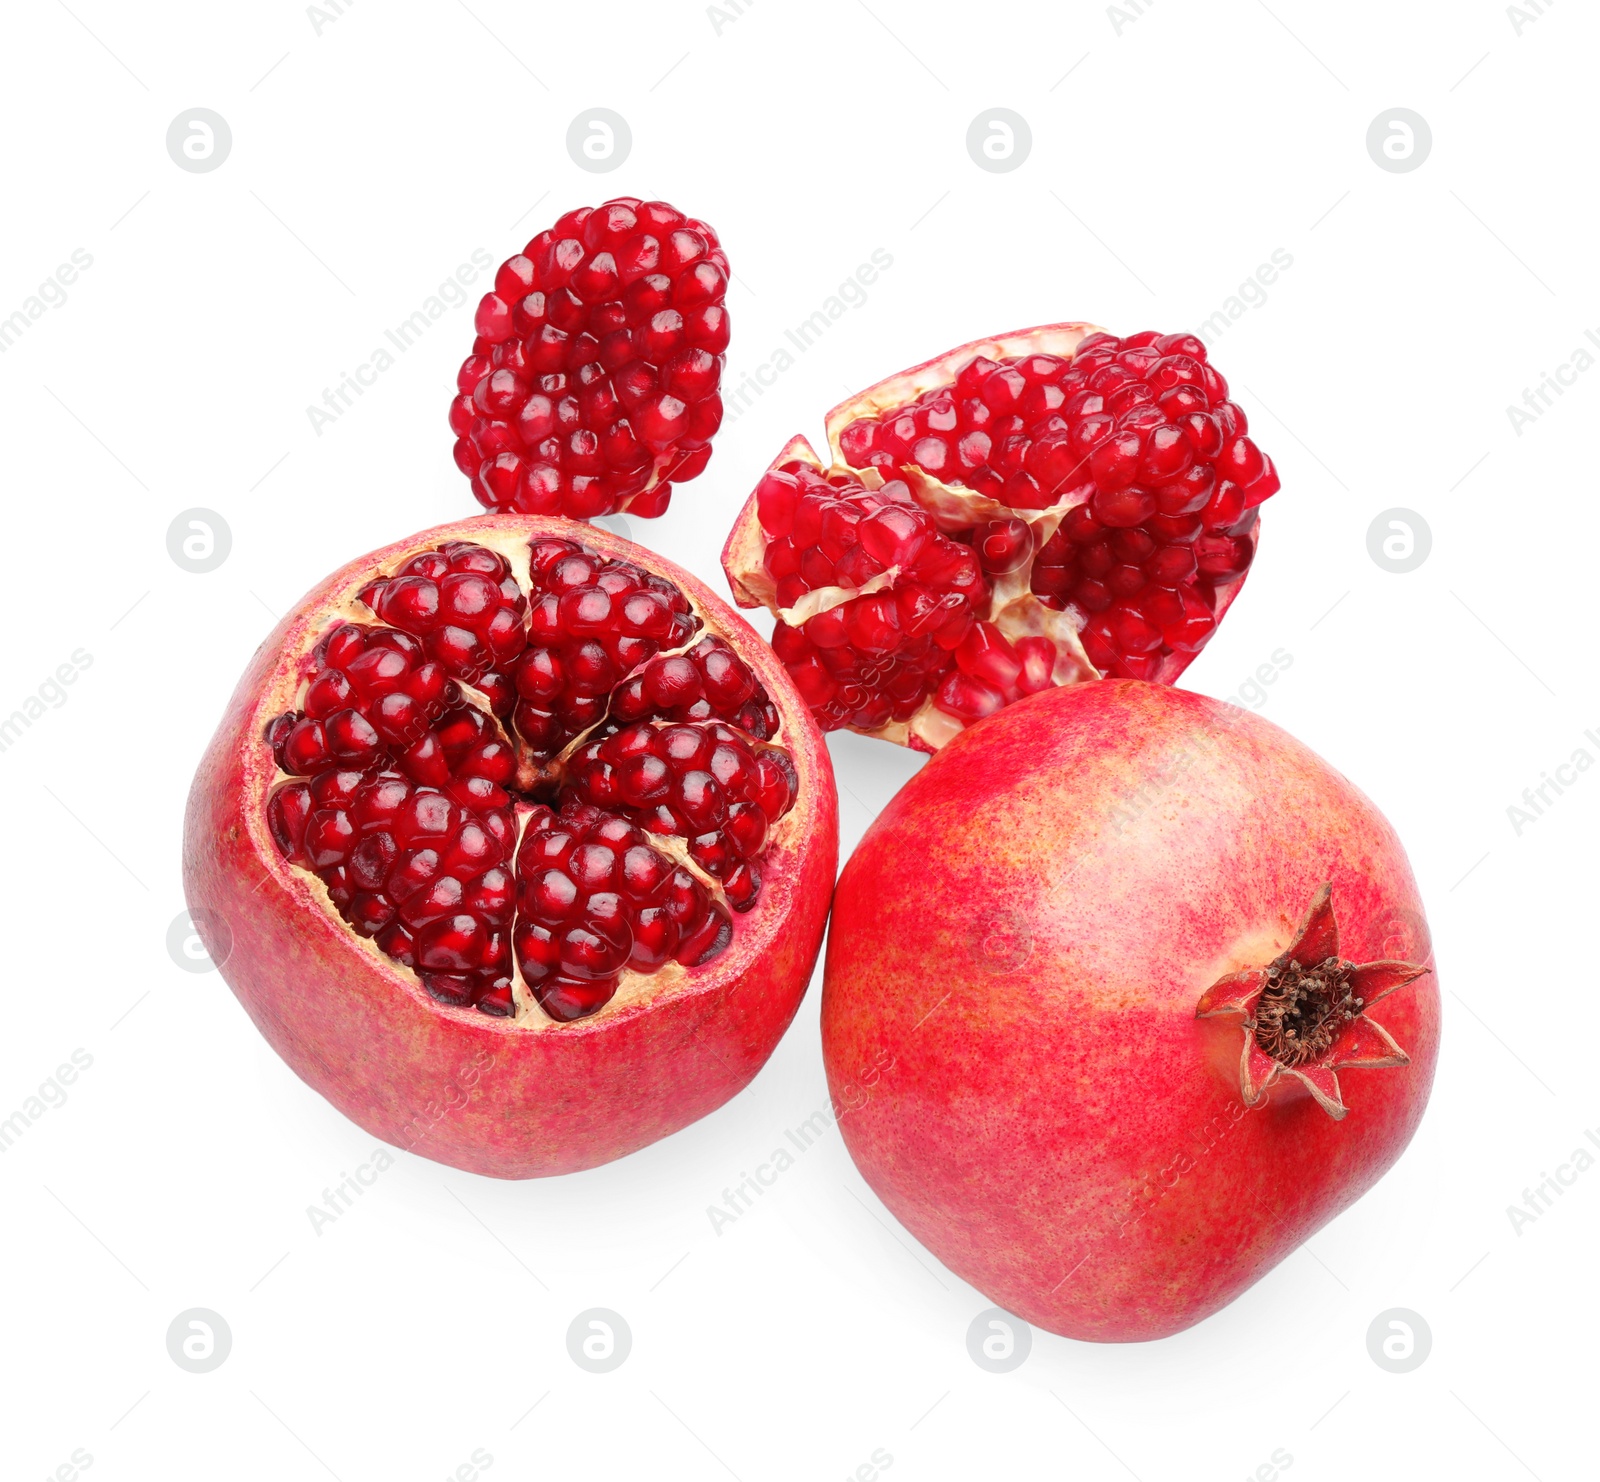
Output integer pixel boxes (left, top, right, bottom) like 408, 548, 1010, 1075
185, 516, 835, 1178
723, 325, 1278, 750
822, 681, 1437, 1341
452, 197, 729, 520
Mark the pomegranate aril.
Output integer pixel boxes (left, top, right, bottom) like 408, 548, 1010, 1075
976, 518, 1032, 576
1156, 586, 1217, 651
1015, 638, 1056, 694
1219, 435, 1265, 488
935, 670, 1006, 722
1202, 481, 1246, 529
1240, 453, 1280, 509
268, 784, 312, 862
1111, 605, 1163, 654
1196, 534, 1252, 580
755, 470, 800, 536
859, 505, 928, 567
1092, 485, 1158, 528
955, 623, 1023, 692
1146, 545, 1198, 587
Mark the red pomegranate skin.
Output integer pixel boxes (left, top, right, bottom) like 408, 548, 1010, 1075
822, 680, 1439, 1341
185, 515, 836, 1179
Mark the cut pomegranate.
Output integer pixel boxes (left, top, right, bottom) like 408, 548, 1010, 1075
270, 539, 788, 1018
724, 325, 1279, 750
453, 198, 729, 520
185, 516, 836, 1178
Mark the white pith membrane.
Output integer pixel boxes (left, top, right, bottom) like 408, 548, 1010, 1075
724, 323, 1257, 750
257, 527, 802, 1031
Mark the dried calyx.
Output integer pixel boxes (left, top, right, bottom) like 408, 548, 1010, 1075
264, 535, 797, 1025
1196, 884, 1431, 1120
1251, 955, 1366, 1067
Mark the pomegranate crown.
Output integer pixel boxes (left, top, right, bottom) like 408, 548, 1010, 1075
1196, 884, 1431, 1121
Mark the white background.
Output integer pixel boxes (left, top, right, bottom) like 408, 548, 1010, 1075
0, 1, 1592, 1478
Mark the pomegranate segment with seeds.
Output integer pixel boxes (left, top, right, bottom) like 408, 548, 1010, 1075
511, 536, 700, 767
452, 197, 729, 521
567, 720, 798, 910
358, 540, 527, 716
185, 516, 835, 1179
723, 324, 1280, 751
513, 799, 731, 1025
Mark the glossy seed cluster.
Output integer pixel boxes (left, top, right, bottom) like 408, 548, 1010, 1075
835, 331, 1278, 682
269, 705, 519, 1015
513, 799, 729, 1023
266, 538, 791, 1021
568, 720, 798, 910
266, 625, 461, 776
452, 198, 729, 520
513, 536, 699, 765
359, 541, 527, 716
605, 636, 780, 740
755, 463, 999, 732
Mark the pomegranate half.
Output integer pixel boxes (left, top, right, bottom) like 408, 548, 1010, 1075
723, 326, 1279, 751
185, 516, 836, 1178
822, 681, 1438, 1341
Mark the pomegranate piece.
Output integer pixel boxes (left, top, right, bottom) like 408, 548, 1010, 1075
452, 197, 729, 520
752, 462, 998, 734
186, 516, 836, 1178
723, 324, 1280, 751
823, 680, 1438, 1340
266, 536, 778, 1017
